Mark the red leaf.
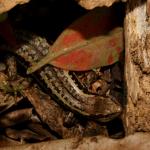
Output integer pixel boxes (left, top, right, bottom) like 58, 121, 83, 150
27, 7, 123, 74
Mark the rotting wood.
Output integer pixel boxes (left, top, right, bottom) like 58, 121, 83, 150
124, 0, 150, 134
0, 132, 150, 150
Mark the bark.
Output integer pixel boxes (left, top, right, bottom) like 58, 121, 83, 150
0, 132, 150, 150
124, 0, 150, 134
0, 0, 30, 13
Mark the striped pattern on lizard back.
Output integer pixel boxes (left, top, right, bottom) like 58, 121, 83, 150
16, 31, 122, 121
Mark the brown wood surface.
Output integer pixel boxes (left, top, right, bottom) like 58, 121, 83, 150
0, 132, 150, 150
124, 0, 150, 134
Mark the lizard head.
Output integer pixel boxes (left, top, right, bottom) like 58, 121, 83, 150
88, 96, 122, 122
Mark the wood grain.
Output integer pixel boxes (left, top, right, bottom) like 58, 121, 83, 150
124, 0, 150, 134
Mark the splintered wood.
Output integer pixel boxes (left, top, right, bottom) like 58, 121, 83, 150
124, 0, 150, 134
